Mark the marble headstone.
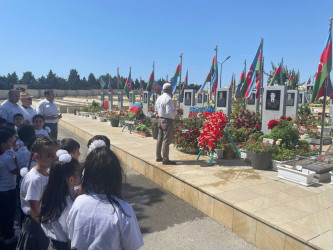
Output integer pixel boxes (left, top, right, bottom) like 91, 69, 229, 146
286, 90, 299, 119
117, 92, 123, 109
100, 92, 105, 106
306, 85, 314, 104
246, 91, 259, 112
215, 88, 232, 116
197, 93, 203, 106
129, 91, 134, 109
183, 89, 195, 118
298, 91, 306, 105
152, 94, 157, 106
262, 86, 287, 134
203, 93, 209, 105
143, 91, 150, 116
108, 92, 113, 111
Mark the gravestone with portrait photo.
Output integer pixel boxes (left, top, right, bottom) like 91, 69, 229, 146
203, 92, 209, 105
286, 90, 299, 119
108, 92, 113, 111
215, 88, 232, 116
100, 92, 105, 107
246, 91, 259, 112
262, 86, 287, 134
142, 91, 150, 116
298, 91, 306, 105
183, 89, 195, 118
197, 93, 203, 106
129, 91, 135, 109
306, 85, 314, 104
152, 93, 157, 106
117, 92, 123, 109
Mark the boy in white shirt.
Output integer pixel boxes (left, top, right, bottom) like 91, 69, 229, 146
32, 114, 50, 137
16, 125, 35, 170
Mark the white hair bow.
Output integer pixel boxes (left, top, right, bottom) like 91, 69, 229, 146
56, 149, 72, 163
87, 140, 106, 154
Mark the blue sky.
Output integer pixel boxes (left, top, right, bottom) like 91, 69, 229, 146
0, 0, 332, 87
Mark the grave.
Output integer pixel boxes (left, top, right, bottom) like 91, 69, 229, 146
262, 85, 287, 134
108, 92, 113, 111
100, 92, 105, 106
298, 91, 306, 105
117, 92, 123, 109
203, 92, 209, 105
245, 91, 259, 112
215, 88, 232, 116
152, 93, 157, 106
286, 90, 299, 119
183, 89, 195, 118
306, 85, 314, 104
197, 93, 203, 106
142, 91, 150, 116
129, 91, 135, 109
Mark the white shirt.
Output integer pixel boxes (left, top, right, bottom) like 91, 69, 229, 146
67, 193, 143, 250
36, 99, 58, 124
0, 100, 27, 123
21, 106, 37, 124
35, 129, 49, 137
16, 146, 31, 169
155, 93, 177, 119
42, 196, 73, 242
20, 167, 49, 215
0, 153, 17, 191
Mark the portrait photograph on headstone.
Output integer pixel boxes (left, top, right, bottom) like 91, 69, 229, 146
118, 93, 121, 101
306, 86, 313, 103
216, 91, 227, 108
143, 93, 148, 103
286, 93, 295, 106
299, 93, 303, 104
265, 90, 281, 111
203, 94, 208, 103
185, 92, 192, 106
129, 93, 133, 102
247, 93, 255, 105
198, 94, 203, 103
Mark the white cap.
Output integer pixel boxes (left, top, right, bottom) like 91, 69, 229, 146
163, 83, 172, 90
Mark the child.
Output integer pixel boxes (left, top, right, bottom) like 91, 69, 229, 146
67, 140, 143, 249
13, 113, 24, 130
0, 117, 8, 127
87, 135, 111, 148
16, 125, 35, 170
60, 138, 80, 160
16, 136, 59, 250
0, 128, 20, 245
40, 150, 81, 250
32, 114, 50, 137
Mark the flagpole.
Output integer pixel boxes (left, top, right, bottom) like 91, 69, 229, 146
166, 75, 168, 82
260, 38, 264, 117
153, 61, 155, 98
214, 45, 218, 100
320, 18, 333, 154
117, 67, 120, 90
179, 53, 183, 106
140, 76, 142, 101
280, 57, 283, 85
243, 59, 246, 106
109, 74, 111, 93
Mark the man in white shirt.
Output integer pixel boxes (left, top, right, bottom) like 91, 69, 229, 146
155, 83, 178, 165
36, 90, 62, 140
0, 89, 27, 123
20, 92, 36, 124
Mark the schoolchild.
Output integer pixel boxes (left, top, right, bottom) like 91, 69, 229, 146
0, 128, 20, 245
0, 117, 7, 127
40, 150, 81, 250
87, 134, 111, 148
33, 114, 50, 137
16, 136, 59, 250
16, 125, 35, 170
67, 140, 143, 249
60, 138, 80, 160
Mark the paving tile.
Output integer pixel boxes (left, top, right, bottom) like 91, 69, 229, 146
308, 229, 333, 250
145, 164, 154, 181
247, 181, 290, 196
215, 188, 262, 204
247, 192, 296, 210
153, 168, 163, 187
172, 178, 185, 200
213, 200, 234, 230
232, 210, 257, 245
255, 221, 285, 250
252, 205, 308, 226
234, 201, 263, 213
285, 194, 333, 213
278, 222, 318, 242
198, 191, 214, 217
162, 173, 174, 192
284, 236, 313, 250
282, 186, 314, 199
184, 184, 199, 209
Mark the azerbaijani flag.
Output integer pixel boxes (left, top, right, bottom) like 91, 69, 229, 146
117, 68, 122, 89
210, 56, 218, 94
171, 64, 181, 94
180, 70, 188, 99
242, 41, 262, 98
147, 71, 154, 91
287, 75, 293, 89
269, 63, 282, 86
124, 68, 131, 98
100, 78, 107, 89
153, 82, 162, 95
197, 72, 211, 95
235, 70, 245, 98
313, 29, 332, 102
306, 76, 311, 85
229, 74, 234, 89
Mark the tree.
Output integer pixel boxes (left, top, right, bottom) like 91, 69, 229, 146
20, 72, 37, 88
266, 62, 300, 89
6, 72, 19, 89
0, 76, 8, 89
46, 70, 58, 89
87, 73, 99, 89
68, 69, 81, 90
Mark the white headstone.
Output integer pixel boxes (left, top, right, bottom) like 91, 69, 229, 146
262, 86, 287, 134
143, 91, 150, 116
215, 88, 232, 116
152, 93, 157, 106
183, 89, 195, 118
117, 92, 123, 109
286, 90, 299, 119
129, 91, 134, 109
246, 91, 259, 112
100, 92, 105, 106
306, 85, 314, 104
197, 93, 203, 106
298, 91, 306, 105
108, 92, 113, 111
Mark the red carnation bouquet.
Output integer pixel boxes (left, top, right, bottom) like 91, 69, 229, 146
267, 119, 280, 130
198, 112, 228, 153
129, 106, 141, 116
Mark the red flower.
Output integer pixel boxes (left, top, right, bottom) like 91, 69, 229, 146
286, 117, 292, 121
280, 115, 285, 120
267, 119, 280, 130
